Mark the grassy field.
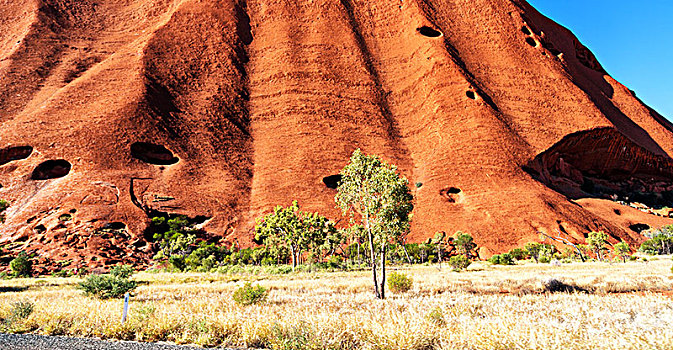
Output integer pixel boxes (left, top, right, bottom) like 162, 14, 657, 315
0, 258, 672, 349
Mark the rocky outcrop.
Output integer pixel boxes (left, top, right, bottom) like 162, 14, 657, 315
0, 0, 672, 268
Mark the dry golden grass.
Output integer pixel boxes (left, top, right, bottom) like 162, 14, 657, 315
0, 258, 672, 349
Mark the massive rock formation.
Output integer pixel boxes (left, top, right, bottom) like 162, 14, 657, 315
0, 0, 671, 268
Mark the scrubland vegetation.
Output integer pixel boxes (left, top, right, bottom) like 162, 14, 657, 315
0, 259, 672, 349
1, 149, 673, 349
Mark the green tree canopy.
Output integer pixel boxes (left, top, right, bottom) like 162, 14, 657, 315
254, 200, 335, 271
335, 149, 413, 299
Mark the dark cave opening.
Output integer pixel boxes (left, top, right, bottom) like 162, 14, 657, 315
31, 160, 71, 180
131, 142, 179, 165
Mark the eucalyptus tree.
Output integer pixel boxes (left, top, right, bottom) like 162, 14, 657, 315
432, 231, 447, 269
335, 149, 414, 299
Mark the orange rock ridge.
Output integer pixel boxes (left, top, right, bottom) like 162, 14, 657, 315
0, 0, 671, 269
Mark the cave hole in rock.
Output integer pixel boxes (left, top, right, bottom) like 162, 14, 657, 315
440, 187, 462, 203
130, 142, 179, 165
521, 26, 532, 35
466, 91, 476, 100
34, 224, 46, 234
417, 26, 442, 38
323, 174, 342, 189
613, 209, 622, 216
69, 209, 77, 214
31, 160, 71, 180
525, 37, 538, 47
0, 146, 33, 166
523, 127, 673, 210
102, 222, 126, 230
58, 214, 72, 222
629, 223, 650, 233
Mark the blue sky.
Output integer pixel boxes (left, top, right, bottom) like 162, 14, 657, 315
527, 0, 673, 120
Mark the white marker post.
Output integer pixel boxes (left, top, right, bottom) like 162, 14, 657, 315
121, 292, 130, 324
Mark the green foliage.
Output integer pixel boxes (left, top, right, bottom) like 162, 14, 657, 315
185, 243, 229, 272
0, 199, 8, 223
488, 252, 515, 265
8, 301, 33, 321
335, 149, 414, 299
508, 248, 527, 261
151, 215, 200, 271
255, 201, 337, 271
587, 231, 609, 261
10, 252, 32, 277
110, 264, 134, 279
232, 283, 268, 306
387, 271, 413, 293
453, 231, 476, 258
51, 269, 73, 278
449, 255, 471, 271
77, 265, 137, 299
58, 214, 72, 222
614, 241, 631, 262
639, 225, 673, 255
524, 242, 555, 263
524, 242, 543, 262
427, 307, 445, 325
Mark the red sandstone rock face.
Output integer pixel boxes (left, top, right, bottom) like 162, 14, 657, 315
0, 0, 672, 268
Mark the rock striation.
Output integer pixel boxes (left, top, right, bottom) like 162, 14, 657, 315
0, 0, 672, 268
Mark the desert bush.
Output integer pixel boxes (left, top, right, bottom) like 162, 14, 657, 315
10, 252, 32, 277
1, 300, 34, 332
640, 225, 673, 255
588, 231, 609, 261
488, 253, 514, 265
8, 301, 33, 321
427, 307, 445, 325
542, 278, 588, 293
453, 232, 477, 259
232, 283, 268, 306
387, 271, 413, 293
0, 199, 8, 223
449, 255, 471, 271
508, 248, 527, 260
51, 269, 72, 278
614, 241, 631, 262
77, 265, 137, 299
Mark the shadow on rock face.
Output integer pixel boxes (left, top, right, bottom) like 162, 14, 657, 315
31, 160, 71, 180
131, 142, 179, 165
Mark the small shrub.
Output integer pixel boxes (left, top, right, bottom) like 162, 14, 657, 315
427, 307, 445, 325
387, 271, 413, 293
232, 283, 268, 306
488, 253, 514, 265
0, 199, 8, 223
77, 265, 137, 299
10, 252, 32, 277
269, 321, 317, 350
51, 269, 73, 278
8, 301, 34, 321
325, 255, 343, 269
110, 264, 134, 279
449, 255, 471, 271
509, 248, 527, 260
542, 278, 587, 293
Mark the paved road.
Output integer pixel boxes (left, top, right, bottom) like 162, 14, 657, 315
0, 333, 244, 350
